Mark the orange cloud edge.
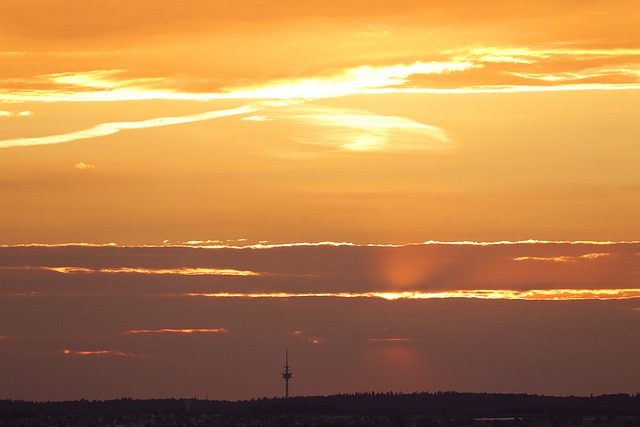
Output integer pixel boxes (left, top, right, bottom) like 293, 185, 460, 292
183, 289, 640, 302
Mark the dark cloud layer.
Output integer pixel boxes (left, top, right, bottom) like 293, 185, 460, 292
1, 243, 639, 400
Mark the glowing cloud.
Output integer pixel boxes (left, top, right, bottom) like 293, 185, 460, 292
267, 105, 451, 153
184, 289, 640, 301
73, 162, 96, 170
126, 328, 228, 334
225, 61, 476, 100
0, 105, 261, 149
39, 266, 263, 276
241, 115, 272, 122
513, 253, 612, 263
0, 61, 475, 103
0, 110, 32, 117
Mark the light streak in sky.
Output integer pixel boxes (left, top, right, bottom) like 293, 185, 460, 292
36, 266, 263, 276
362, 83, 640, 95
165, 239, 640, 249
0, 242, 119, 248
0, 105, 261, 149
455, 47, 640, 62
1, 239, 637, 251
513, 253, 612, 262
0, 61, 475, 103
125, 328, 228, 334
3, 289, 639, 302
184, 289, 640, 301
2, 239, 638, 250
62, 349, 144, 357
223, 61, 475, 100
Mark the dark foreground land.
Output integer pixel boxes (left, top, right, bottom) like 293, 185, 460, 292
1, 392, 639, 426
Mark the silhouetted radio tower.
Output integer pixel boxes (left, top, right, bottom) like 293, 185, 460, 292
281, 348, 292, 398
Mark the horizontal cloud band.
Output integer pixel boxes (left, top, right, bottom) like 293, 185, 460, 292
184, 289, 640, 301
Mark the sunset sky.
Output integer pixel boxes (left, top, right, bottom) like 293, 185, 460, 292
1, 1, 639, 401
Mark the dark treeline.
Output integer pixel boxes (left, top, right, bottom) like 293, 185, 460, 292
1, 392, 639, 418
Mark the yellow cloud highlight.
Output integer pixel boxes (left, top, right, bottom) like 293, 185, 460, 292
0, 110, 32, 117
367, 338, 415, 342
3, 44, 639, 105
0, 105, 261, 149
2, 239, 637, 250
126, 328, 228, 334
163, 239, 640, 249
457, 47, 640, 62
40, 266, 262, 276
225, 61, 476, 100
73, 162, 96, 170
269, 105, 451, 153
513, 253, 612, 263
0, 61, 475, 103
365, 83, 640, 95
184, 289, 640, 301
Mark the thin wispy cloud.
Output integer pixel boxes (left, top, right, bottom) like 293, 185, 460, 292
24, 266, 265, 276
241, 115, 272, 122
0, 105, 261, 149
62, 349, 146, 357
125, 328, 228, 334
0, 61, 475, 103
367, 338, 416, 343
513, 253, 613, 263
184, 289, 640, 301
2, 45, 638, 105
265, 105, 451, 154
161, 239, 640, 249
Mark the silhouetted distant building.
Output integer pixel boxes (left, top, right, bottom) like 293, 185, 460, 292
282, 348, 292, 398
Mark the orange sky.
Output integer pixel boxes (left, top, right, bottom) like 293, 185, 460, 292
0, 0, 639, 401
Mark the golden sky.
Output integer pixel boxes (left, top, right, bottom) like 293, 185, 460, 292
0, 0, 639, 401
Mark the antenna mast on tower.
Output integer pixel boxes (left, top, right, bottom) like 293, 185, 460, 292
281, 348, 292, 398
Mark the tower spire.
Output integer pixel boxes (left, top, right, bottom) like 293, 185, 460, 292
281, 348, 292, 398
